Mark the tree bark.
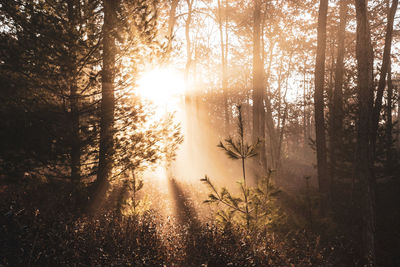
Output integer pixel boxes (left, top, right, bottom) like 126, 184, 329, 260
329, 0, 348, 183
303, 60, 309, 155
68, 0, 81, 183
398, 79, 400, 151
314, 0, 330, 211
252, 0, 267, 173
95, 0, 117, 206
354, 0, 376, 264
184, 0, 193, 98
217, 0, 229, 133
262, 15, 277, 169
167, 0, 180, 52
371, 0, 398, 157
386, 59, 393, 168
183, 0, 196, 159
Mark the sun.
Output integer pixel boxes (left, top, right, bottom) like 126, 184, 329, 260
136, 67, 185, 108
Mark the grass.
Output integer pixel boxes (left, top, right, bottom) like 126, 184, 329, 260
0, 177, 358, 266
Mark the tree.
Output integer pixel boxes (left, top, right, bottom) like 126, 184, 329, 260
184, 0, 194, 89
314, 0, 330, 210
354, 0, 376, 264
166, 0, 180, 53
252, 0, 267, 174
67, 0, 81, 183
91, 0, 182, 212
94, 0, 118, 209
217, 0, 230, 133
386, 59, 394, 167
201, 105, 276, 230
262, 2, 280, 170
371, 0, 398, 158
329, 0, 348, 182
0, 0, 102, 182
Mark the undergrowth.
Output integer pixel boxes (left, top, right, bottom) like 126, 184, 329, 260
0, 178, 356, 266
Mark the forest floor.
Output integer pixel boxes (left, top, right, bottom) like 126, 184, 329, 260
1, 170, 399, 266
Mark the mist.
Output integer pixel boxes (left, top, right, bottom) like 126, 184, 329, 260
1, 0, 399, 266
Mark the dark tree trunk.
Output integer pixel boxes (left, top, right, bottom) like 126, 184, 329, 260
278, 102, 288, 165
68, 0, 81, 183
371, 0, 398, 157
354, 0, 376, 264
302, 60, 309, 155
329, 0, 347, 183
314, 0, 330, 211
252, 0, 267, 173
95, 0, 117, 207
386, 60, 393, 168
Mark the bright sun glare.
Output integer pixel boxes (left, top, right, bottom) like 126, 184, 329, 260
136, 67, 185, 109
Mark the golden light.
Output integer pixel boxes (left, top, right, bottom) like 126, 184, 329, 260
134, 67, 186, 183
136, 67, 185, 109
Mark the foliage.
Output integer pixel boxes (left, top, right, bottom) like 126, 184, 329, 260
217, 105, 259, 161
114, 171, 150, 216
201, 170, 282, 232
201, 105, 281, 231
0, 0, 399, 265
0, 0, 182, 192
0, 179, 357, 266
114, 96, 183, 177
0, 0, 102, 179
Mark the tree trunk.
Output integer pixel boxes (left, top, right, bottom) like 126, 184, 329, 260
276, 51, 293, 167
252, 0, 267, 173
314, 0, 330, 211
354, 0, 376, 264
398, 80, 400, 151
217, 0, 229, 133
166, 0, 180, 52
278, 102, 288, 166
183, 0, 196, 160
262, 22, 278, 169
272, 52, 284, 167
303, 60, 309, 155
184, 0, 193, 99
68, 0, 81, 183
329, 0, 347, 183
95, 0, 117, 209
386, 59, 393, 168
371, 0, 398, 157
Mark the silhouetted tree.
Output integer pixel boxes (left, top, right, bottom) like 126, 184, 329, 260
94, 0, 118, 206
371, 0, 398, 158
329, 0, 348, 182
314, 0, 330, 211
354, 0, 376, 264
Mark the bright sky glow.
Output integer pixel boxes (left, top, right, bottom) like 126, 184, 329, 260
136, 67, 185, 109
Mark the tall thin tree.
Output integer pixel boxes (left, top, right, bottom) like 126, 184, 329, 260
371, 0, 398, 157
314, 0, 330, 210
217, 0, 230, 133
252, 0, 267, 174
67, 0, 81, 183
386, 59, 394, 167
354, 0, 376, 264
95, 0, 117, 206
166, 0, 180, 53
329, 0, 348, 183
